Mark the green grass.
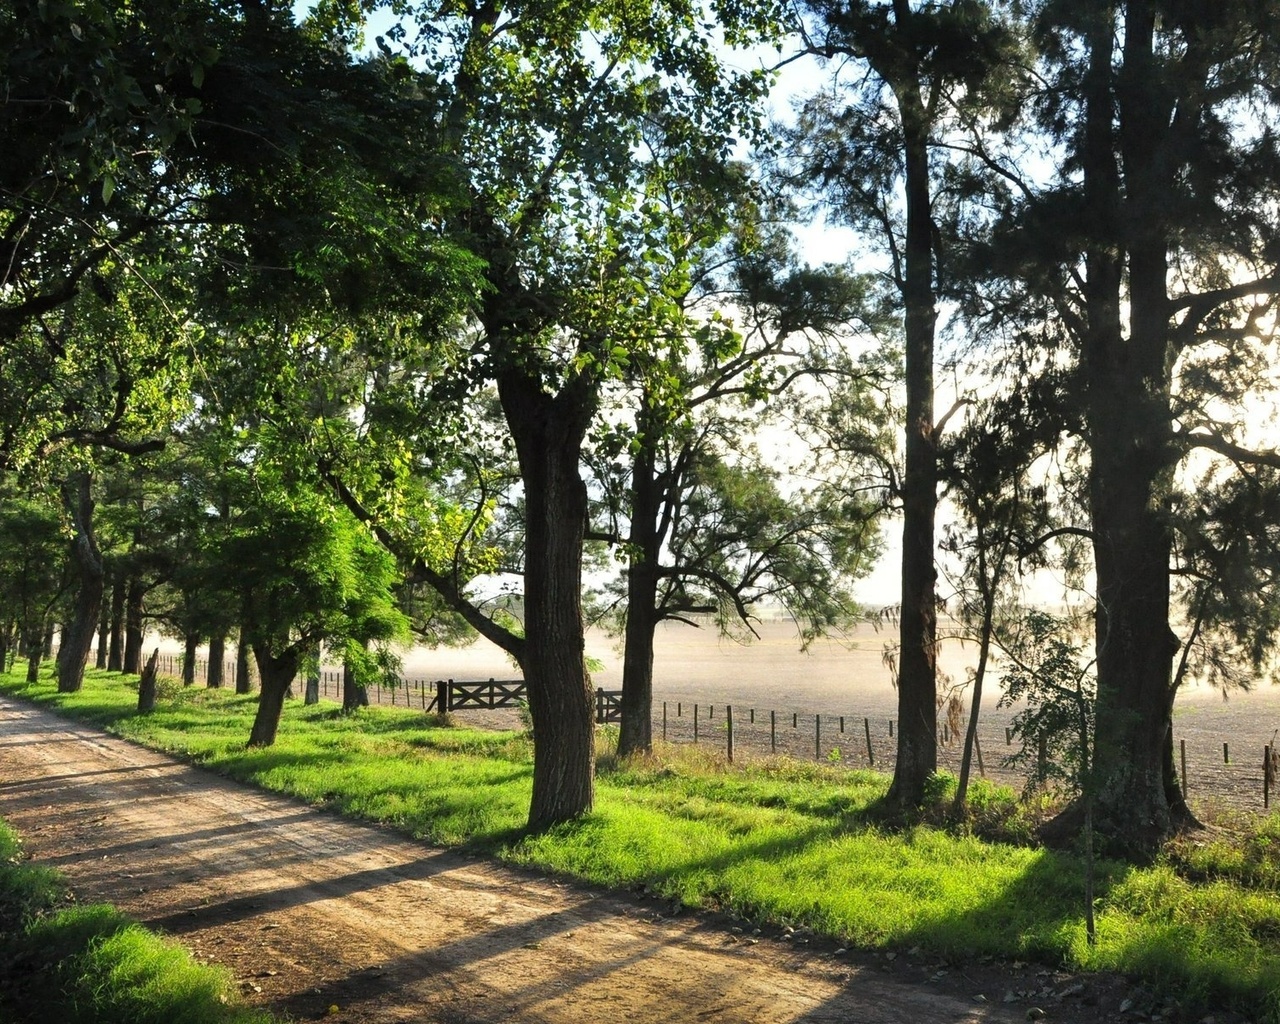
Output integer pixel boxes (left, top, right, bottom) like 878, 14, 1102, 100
5, 666, 1280, 1021
0, 817, 275, 1024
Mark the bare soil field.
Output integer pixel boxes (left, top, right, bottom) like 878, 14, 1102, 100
0, 697, 1144, 1024
397, 621, 1280, 815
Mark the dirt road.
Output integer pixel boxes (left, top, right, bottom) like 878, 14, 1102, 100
0, 697, 1129, 1023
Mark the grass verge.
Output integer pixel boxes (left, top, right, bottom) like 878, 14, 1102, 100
0, 816, 276, 1024
4, 667, 1280, 1022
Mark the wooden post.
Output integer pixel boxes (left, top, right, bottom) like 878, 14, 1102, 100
1224, 742, 1229, 764
750, 708, 755, 724
694, 704, 699, 744
677, 702, 682, 717
663, 701, 668, 742
839, 715, 845, 733
889, 720, 894, 738
1266, 746, 1272, 810
727, 705, 734, 764
1180, 738, 1188, 799
709, 704, 714, 720
770, 710, 776, 753
864, 717, 874, 766
816, 715, 821, 760
438, 678, 449, 715
792, 712, 798, 729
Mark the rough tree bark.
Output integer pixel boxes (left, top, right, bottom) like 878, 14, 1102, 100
207, 633, 225, 687
887, 64, 939, 809
498, 370, 596, 830
247, 646, 302, 747
95, 596, 109, 669
341, 653, 368, 711
182, 632, 198, 686
618, 436, 661, 758
123, 577, 144, 675
56, 472, 104, 694
1070, 1, 1195, 856
107, 576, 125, 671
235, 629, 253, 694
137, 647, 160, 713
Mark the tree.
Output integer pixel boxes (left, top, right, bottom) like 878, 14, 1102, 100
315, 0, 779, 829
983, 0, 1280, 855
0, 492, 69, 683
790, 0, 1023, 807
212, 477, 408, 748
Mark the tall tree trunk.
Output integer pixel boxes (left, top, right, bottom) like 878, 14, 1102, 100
618, 436, 661, 758
235, 630, 253, 694
95, 592, 109, 669
304, 643, 320, 705
24, 626, 41, 683
182, 633, 198, 686
41, 619, 54, 659
207, 633, 225, 688
0, 622, 10, 675
56, 472, 105, 694
107, 576, 125, 671
123, 577, 144, 674
499, 373, 595, 830
342, 643, 369, 711
1064, 1, 1187, 858
888, 80, 939, 809
247, 645, 301, 747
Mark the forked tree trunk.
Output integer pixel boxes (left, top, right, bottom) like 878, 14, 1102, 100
57, 473, 104, 694
107, 577, 125, 671
499, 373, 596, 830
247, 646, 302, 747
123, 578, 144, 674
1062, 6, 1191, 858
207, 633, 225, 688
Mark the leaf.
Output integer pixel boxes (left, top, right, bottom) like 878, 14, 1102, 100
101, 174, 115, 206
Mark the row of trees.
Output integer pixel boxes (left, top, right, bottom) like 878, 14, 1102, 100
5, 0, 1280, 859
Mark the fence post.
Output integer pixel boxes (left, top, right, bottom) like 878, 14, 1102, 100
889, 720, 894, 738
662, 701, 667, 742
693, 704, 699, 744
864, 717, 874, 767
792, 712, 798, 729
438, 679, 449, 715
1224, 742, 1230, 764
1180, 738, 1188, 799
709, 704, 714, 720
749, 708, 755, 724
770, 710, 776, 753
816, 714, 821, 760
727, 705, 734, 764
1266, 746, 1272, 810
